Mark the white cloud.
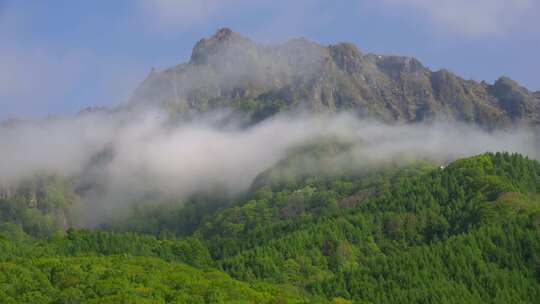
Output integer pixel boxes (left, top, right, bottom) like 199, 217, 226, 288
137, 0, 539, 37
381, 0, 538, 37
135, 0, 322, 36
1, 110, 538, 226
137, 0, 236, 30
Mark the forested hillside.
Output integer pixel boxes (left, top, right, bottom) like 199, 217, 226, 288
1, 152, 539, 303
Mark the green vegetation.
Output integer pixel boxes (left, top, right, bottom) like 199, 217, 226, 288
1, 152, 539, 303
0, 255, 306, 303
0, 175, 78, 238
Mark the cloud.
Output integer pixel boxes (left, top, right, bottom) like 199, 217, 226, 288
135, 0, 325, 38
136, 0, 539, 37
137, 0, 239, 30
1, 109, 538, 226
380, 0, 539, 37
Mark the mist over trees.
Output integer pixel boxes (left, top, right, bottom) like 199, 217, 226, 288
1, 152, 539, 303
1, 28, 540, 303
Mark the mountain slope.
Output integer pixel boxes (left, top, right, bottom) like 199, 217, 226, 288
184, 152, 540, 303
2, 152, 539, 303
130, 28, 540, 128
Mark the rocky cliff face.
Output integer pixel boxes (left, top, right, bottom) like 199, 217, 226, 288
130, 28, 540, 128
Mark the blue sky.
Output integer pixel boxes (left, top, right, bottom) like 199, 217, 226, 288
1, 0, 539, 120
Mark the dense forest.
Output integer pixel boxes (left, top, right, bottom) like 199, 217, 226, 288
1, 152, 539, 303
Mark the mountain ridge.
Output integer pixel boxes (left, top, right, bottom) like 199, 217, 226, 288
130, 28, 540, 129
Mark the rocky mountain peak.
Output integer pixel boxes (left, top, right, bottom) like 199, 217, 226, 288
331, 42, 362, 58
375, 55, 426, 76
212, 27, 235, 40
490, 76, 532, 101
493, 76, 514, 86
190, 28, 254, 65
329, 43, 364, 73
489, 76, 538, 121
131, 28, 540, 128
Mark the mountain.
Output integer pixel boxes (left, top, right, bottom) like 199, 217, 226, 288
2, 152, 540, 303
2, 28, 540, 304
131, 28, 540, 128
